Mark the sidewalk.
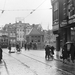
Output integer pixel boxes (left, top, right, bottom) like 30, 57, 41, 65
54, 50, 75, 66
21, 47, 75, 66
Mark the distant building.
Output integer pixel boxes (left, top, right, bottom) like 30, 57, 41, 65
16, 21, 26, 47
0, 30, 8, 48
2, 21, 43, 48
3, 21, 30, 47
26, 26, 44, 49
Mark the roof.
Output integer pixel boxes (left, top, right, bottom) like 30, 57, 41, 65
26, 27, 44, 36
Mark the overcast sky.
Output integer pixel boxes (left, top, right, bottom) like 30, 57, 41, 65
0, 0, 52, 30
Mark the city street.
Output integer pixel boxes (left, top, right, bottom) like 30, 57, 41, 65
0, 48, 75, 75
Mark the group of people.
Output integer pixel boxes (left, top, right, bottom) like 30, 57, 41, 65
24, 42, 37, 50
61, 43, 75, 63
45, 45, 55, 60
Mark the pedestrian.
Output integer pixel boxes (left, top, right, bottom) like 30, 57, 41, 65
24, 43, 27, 50
0, 46, 3, 61
50, 46, 55, 59
62, 44, 68, 63
30, 42, 32, 49
51, 46, 55, 55
27, 43, 30, 50
8, 44, 11, 53
70, 43, 75, 63
45, 45, 50, 60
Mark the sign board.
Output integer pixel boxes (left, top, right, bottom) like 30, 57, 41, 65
60, 20, 67, 27
53, 24, 59, 31
53, 22, 59, 31
68, 18, 75, 24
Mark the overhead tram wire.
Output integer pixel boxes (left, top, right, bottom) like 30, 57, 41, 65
0, 0, 52, 18
25, 0, 47, 18
1, 0, 6, 14
0, 8, 50, 12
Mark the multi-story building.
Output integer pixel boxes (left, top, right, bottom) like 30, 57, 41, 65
3, 21, 32, 47
16, 21, 26, 47
26, 25, 44, 49
51, 0, 75, 50
3, 21, 43, 49
3, 23, 16, 47
0, 30, 8, 48
51, 0, 63, 50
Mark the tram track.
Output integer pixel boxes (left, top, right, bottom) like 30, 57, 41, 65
3, 51, 75, 75
3, 59, 10, 75
3, 52, 38, 75
21, 52, 75, 75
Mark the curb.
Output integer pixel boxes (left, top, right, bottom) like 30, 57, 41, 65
54, 56, 75, 66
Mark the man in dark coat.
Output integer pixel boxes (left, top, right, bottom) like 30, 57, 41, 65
51, 46, 55, 55
70, 43, 75, 63
27, 43, 30, 50
24, 43, 27, 50
0, 46, 2, 61
45, 45, 50, 60
8, 44, 11, 53
62, 44, 68, 63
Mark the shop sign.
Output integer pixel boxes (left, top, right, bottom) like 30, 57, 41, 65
60, 21, 67, 27
68, 18, 75, 24
53, 24, 59, 31
53, 22, 59, 31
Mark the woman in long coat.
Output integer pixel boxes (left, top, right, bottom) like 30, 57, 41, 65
62, 44, 68, 63
45, 45, 50, 60
70, 43, 75, 63
0, 46, 2, 61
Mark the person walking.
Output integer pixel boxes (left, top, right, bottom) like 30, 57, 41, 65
70, 43, 75, 63
62, 44, 68, 63
0, 46, 2, 62
8, 44, 11, 53
50, 46, 55, 59
24, 43, 27, 50
27, 43, 30, 50
45, 45, 50, 60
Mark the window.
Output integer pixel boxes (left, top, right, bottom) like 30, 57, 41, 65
68, 0, 75, 17
54, 2, 58, 11
54, 10, 58, 20
38, 40, 40, 42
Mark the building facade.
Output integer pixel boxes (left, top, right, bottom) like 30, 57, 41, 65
2, 21, 43, 49
26, 26, 44, 49
3, 21, 29, 47
51, 0, 75, 50
0, 30, 8, 48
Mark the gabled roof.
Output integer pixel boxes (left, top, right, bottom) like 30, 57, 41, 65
27, 27, 44, 36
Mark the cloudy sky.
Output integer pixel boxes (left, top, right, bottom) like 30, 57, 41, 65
0, 0, 52, 30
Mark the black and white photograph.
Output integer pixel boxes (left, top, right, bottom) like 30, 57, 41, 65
0, 0, 75, 75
